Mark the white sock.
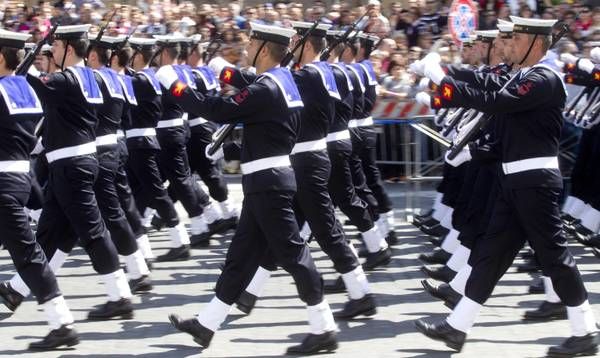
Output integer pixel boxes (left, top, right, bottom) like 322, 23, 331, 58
347, 240, 359, 259
101, 269, 132, 301
219, 200, 238, 219
341, 266, 370, 300
43, 295, 74, 330
446, 244, 470, 272
11, 249, 71, 298
440, 208, 454, 230
136, 234, 154, 259
196, 297, 232, 332
431, 192, 443, 214
142, 208, 156, 228
384, 210, 395, 232
9, 274, 31, 298
189, 215, 208, 235
246, 266, 272, 297
579, 205, 600, 232
124, 250, 150, 280
567, 300, 597, 337
446, 296, 482, 334
376, 217, 389, 238
562, 196, 575, 214
441, 229, 460, 254
203, 202, 223, 225
449, 264, 471, 296
307, 299, 337, 334
542, 276, 561, 303
362, 226, 388, 253
48, 249, 69, 273
169, 223, 190, 247
28, 209, 42, 223
432, 203, 450, 222
571, 198, 588, 219
299, 222, 312, 242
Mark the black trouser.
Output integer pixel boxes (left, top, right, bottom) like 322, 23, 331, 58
0, 189, 60, 304
353, 126, 393, 214
570, 127, 597, 202
115, 140, 144, 238
188, 125, 228, 202
215, 190, 323, 306
292, 150, 359, 275
465, 184, 588, 306
440, 163, 467, 209
95, 148, 138, 256
157, 130, 206, 218
127, 148, 179, 228
35, 155, 120, 275
349, 129, 379, 221
327, 141, 374, 233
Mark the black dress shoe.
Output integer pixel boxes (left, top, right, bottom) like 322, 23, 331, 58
561, 213, 577, 226
334, 294, 377, 319
236, 291, 257, 315
421, 265, 456, 283
547, 333, 598, 357
426, 236, 443, 247
208, 217, 238, 235
357, 247, 368, 258
156, 245, 190, 262
414, 209, 434, 222
286, 331, 338, 355
563, 219, 581, 236
516, 257, 540, 273
129, 275, 153, 294
363, 247, 392, 271
151, 215, 164, 232
419, 249, 451, 265
0, 281, 24, 312
28, 325, 79, 350
169, 314, 214, 348
416, 217, 440, 228
145, 259, 154, 271
88, 298, 134, 320
420, 223, 450, 237
421, 280, 461, 306
523, 301, 567, 321
190, 234, 211, 247
323, 276, 346, 293
385, 231, 398, 245
528, 277, 544, 294
588, 234, 600, 249
414, 319, 466, 352
574, 224, 596, 245
593, 247, 600, 259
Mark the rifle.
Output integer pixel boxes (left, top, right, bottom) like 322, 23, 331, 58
95, 7, 118, 43
207, 20, 322, 156
319, 12, 367, 61
446, 25, 569, 160
15, 22, 59, 76
202, 32, 222, 64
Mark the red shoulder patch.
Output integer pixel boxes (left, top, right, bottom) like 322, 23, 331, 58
172, 82, 188, 97
432, 96, 442, 109
233, 88, 250, 104
593, 71, 600, 82
441, 83, 453, 100
517, 81, 534, 96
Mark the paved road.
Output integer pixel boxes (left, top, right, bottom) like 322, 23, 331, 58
1, 180, 599, 357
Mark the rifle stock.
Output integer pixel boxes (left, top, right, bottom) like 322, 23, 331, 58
15, 23, 59, 76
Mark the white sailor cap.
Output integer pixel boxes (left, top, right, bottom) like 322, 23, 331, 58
89, 35, 127, 49
41, 44, 53, 54
128, 37, 156, 50
24, 42, 36, 52
154, 34, 190, 47
0, 29, 32, 49
189, 34, 202, 46
462, 35, 475, 46
358, 32, 380, 46
291, 21, 332, 38
510, 16, 557, 35
497, 19, 514, 34
249, 22, 296, 46
475, 30, 499, 42
54, 24, 92, 40
326, 29, 342, 42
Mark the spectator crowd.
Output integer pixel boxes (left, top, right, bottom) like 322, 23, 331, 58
1, 0, 600, 99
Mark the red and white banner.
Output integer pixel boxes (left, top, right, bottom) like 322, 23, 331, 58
372, 100, 431, 120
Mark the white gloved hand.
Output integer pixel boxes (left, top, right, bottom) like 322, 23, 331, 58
409, 60, 425, 76
28, 65, 41, 77
560, 53, 578, 65
445, 146, 472, 167
155, 65, 180, 89
421, 52, 441, 66
424, 62, 446, 85
418, 77, 431, 91
205, 143, 224, 162
415, 91, 431, 107
591, 47, 600, 63
578, 58, 595, 74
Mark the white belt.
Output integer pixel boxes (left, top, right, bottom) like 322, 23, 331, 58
326, 130, 351, 142
348, 116, 373, 128
0, 160, 30, 173
291, 138, 327, 154
156, 118, 184, 128
188, 117, 209, 127
502, 156, 559, 175
126, 128, 156, 138
95, 134, 118, 147
116, 130, 125, 139
46, 141, 96, 164
241, 155, 291, 175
